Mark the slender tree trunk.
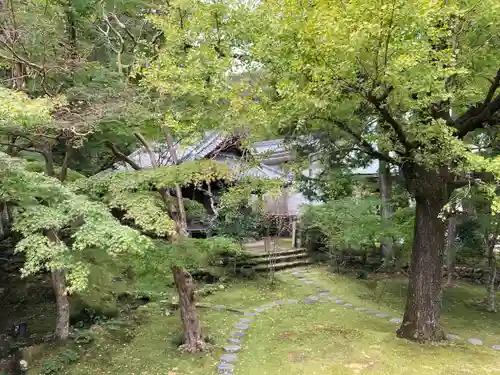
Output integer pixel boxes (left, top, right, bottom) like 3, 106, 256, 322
397, 168, 449, 342
51, 268, 70, 340
486, 242, 497, 312
445, 215, 457, 288
379, 159, 393, 267
165, 128, 188, 235
172, 265, 205, 352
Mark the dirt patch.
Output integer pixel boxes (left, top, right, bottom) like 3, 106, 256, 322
287, 351, 308, 363
279, 331, 297, 340
312, 325, 362, 339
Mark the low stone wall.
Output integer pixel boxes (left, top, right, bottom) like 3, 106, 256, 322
443, 266, 498, 286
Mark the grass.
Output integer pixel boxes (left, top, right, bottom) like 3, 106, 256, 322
28, 268, 500, 375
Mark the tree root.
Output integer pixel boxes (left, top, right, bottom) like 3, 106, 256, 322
164, 302, 243, 314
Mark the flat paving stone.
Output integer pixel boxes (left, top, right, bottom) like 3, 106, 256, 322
376, 313, 389, 318
365, 310, 378, 315
287, 299, 299, 304
319, 292, 330, 296
213, 305, 225, 311
254, 308, 265, 313
304, 280, 315, 284
344, 303, 354, 307
223, 345, 241, 353
355, 307, 367, 311
468, 338, 483, 345
227, 337, 241, 344
335, 299, 344, 304
243, 312, 257, 316
304, 299, 316, 304
231, 331, 245, 337
220, 354, 238, 363
446, 333, 460, 340
234, 324, 249, 330
239, 318, 253, 323
274, 300, 284, 305
310, 296, 319, 301
390, 318, 402, 324
217, 363, 234, 374
492, 345, 500, 350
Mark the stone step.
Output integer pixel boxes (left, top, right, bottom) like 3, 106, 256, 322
246, 247, 307, 259
253, 259, 313, 272
238, 252, 309, 266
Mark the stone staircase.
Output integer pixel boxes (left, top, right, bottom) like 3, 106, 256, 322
238, 248, 311, 273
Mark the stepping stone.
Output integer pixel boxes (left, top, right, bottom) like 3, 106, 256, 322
376, 313, 389, 318
231, 331, 245, 337
318, 289, 330, 293
344, 303, 353, 307
274, 300, 284, 305
390, 318, 402, 324
467, 338, 483, 345
446, 333, 460, 340
335, 299, 344, 304
217, 362, 234, 374
365, 310, 378, 315
319, 292, 330, 296
213, 305, 225, 311
234, 324, 249, 330
287, 299, 299, 304
239, 318, 253, 323
220, 353, 238, 363
243, 312, 257, 316
310, 296, 319, 301
492, 345, 500, 351
355, 307, 367, 312
305, 280, 315, 284
304, 299, 316, 304
254, 308, 265, 313
227, 337, 241, 344
319, 299, 330, 303
223, 345, 241, 353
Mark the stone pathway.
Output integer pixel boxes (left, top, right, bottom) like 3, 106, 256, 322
214, 269, 500, 374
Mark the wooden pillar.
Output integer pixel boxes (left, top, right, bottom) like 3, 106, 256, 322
291, 216, 297, 248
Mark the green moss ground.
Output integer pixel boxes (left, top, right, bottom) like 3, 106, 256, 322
29, 267, 500, 375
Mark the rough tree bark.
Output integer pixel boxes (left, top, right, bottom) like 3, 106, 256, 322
378, 159, 394, 267
397, 167, 450, 342
51, 267, 70, 340
445, 215, 457, 288
486, 245, 497, 312
172, 265, 205, 352
485, 227, 499, 312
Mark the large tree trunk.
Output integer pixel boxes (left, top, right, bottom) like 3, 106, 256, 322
397, 168, 450, 342
486, 242, 497, 312
51, 269, 70, 340
172, 265, 205, 352
379, 159, 394, 267
445, 215, 457, 288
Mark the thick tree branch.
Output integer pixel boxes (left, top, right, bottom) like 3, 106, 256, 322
105, 141, 141, 170
366, 89, 415, 151
0, 141, 43, 155
315, 116, 397, 164
455, 69, 500, 138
